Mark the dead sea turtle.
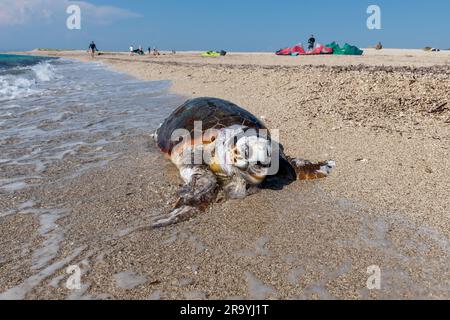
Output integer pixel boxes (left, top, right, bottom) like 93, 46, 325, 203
152, 97, 335, 227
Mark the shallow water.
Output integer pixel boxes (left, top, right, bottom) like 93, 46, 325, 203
114, 271, 148, 290
0, 57, 183, 192
0, 57, 184, 299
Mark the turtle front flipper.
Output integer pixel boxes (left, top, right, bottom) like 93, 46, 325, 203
223, 175, 259, 199
287, 157, 336, 180
151, 166, 219, 228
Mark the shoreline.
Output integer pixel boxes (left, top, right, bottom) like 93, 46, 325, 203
1, 50, 449, 299
15, 48, 450, 67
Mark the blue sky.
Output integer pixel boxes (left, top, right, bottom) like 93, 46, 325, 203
1, 0, 449, 52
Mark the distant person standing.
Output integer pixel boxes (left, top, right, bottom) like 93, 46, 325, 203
129, 45, 134, 56
148, 47, 152, 55
308, 35, 316, 51
88, 41, 98, 58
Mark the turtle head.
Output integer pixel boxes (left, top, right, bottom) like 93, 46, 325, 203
232, 135, 271, 184
212, 126, 274, 184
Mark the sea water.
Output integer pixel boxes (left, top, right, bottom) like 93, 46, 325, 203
0, 54, 184, 192
0, 54, 186, 299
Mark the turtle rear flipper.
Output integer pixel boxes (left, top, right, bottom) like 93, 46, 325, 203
151, 166, 218, 228
288, 157, 336, 181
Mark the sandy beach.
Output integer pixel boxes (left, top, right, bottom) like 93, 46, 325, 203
1, 49, 449, 299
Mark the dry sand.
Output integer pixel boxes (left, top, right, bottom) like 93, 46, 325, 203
1, 49, 449, 300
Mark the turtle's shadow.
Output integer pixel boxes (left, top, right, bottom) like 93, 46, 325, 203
259, 176, 294, 191
258, 151, 297, 191
259, 162, 297, 191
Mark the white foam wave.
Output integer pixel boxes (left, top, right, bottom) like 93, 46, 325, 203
0, 77, 37, 101
0, 62, 56, 101
32, 62, 55, 82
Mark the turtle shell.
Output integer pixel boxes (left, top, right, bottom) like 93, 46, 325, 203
156, 97, 267, 155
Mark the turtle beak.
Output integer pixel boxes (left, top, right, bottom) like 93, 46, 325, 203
235, 156, 249, 170
243, 165, 268, 184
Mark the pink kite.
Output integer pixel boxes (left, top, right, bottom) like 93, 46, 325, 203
276, 44, 333, 56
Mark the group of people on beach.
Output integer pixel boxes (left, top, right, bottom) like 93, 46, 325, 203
129, 45, 160, 56
88, 35, 367, 58
87, 36, 316, 58
87, 41, 172, 58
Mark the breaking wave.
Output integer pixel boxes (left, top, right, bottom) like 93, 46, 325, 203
0, 61, 56, 102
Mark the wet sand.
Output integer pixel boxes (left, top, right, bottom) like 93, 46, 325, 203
1, 49, 449, 299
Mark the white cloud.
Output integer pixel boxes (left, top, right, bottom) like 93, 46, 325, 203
0, 0, 141, 26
